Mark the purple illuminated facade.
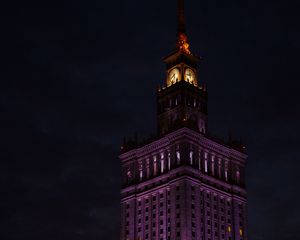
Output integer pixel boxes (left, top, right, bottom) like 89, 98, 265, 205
119, 1, 248, 240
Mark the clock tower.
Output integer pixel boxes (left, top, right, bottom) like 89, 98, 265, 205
120, 1, 248, 240
157, 0, 207, 135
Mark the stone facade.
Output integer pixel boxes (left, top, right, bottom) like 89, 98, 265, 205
120, 128, 247, 240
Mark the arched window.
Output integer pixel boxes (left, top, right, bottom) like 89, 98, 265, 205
160, 152, 165, 173
153, 156, 157, 176
225, 161, 228, 181
127, 168, 131, 184
189, 150, 194, 165
139, 162, 143, 181
176, 151, 180, 165
168, 151, 171, 170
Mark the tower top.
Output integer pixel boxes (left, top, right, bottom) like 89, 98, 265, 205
176, 0, 191, 54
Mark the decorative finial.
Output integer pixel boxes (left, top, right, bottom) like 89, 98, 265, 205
177, 0, 191, 54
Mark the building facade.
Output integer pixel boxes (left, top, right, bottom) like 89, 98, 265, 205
119, 1, 248, 240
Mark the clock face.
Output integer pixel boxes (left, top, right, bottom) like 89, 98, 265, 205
185, 68, 196, 84
168, 68, 180, 86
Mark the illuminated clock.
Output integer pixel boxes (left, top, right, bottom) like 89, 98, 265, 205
184, 68, 196, 84
168, 68, 180, 86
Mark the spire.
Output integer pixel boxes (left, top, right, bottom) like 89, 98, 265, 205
177, 0, 186, 34
176, 0, 191, 54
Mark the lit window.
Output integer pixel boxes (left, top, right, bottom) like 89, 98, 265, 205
189, 150, 194, 165
127, 169, 131, 179
228, 226, 231, 233
168, 152, 171, 170
204, 152, 208, 173
225, 161, 228, 181
139, 162, 143, 180
154, 156, 157, 176
240, 228, 243, 236
176, 151, 180, 164
205, 159, 208, 173
161, 158, 164, 173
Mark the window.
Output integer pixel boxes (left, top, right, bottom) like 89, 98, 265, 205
211, 155, 215, 176
176, 151, 180, 164
205, 159, 208, 173
146, 159, 150, 178
198, 150, 202, 170
153, 156, 157, 176
139, 162, 143, 180
161, 153, 165, 173
168, 152, 171, 170
225, 162, 228, 181
161, 158, 164, 173
236, 170, 240, 184
189, 150, 194, 165
127, 169, 131, 179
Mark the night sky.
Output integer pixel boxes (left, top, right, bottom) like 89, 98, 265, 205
1, 0, 300, 239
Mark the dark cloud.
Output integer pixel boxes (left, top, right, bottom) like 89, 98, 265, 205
1, 0, 300, 239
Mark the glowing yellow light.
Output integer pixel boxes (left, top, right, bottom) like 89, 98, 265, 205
228, 226, 231, 233
240, 228, 243, 236
177, 33, 191, 55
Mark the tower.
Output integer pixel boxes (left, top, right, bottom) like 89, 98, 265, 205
120, 1, 248, 240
